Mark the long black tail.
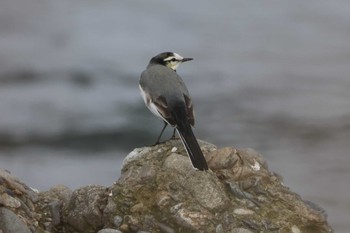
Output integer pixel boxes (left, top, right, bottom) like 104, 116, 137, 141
171, 105, 208, 171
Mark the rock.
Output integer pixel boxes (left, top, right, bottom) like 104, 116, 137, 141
0, 207, 31, 233
113, 215, 123, 228
233, 208, 255, 215
0, 139, 334, 233
36, 185, 73, 232
105, 140, 333, 232
46, 185, 73, 203
163, 153, 229, 211
49, 200, 61, 226
0, 170, 40, 231
63, 185, 107, 232
230, 228, 254, 233
0, 193, 21, 208
97, 229, 122, 233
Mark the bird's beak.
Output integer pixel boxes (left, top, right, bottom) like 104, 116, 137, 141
182, 57, 193, 62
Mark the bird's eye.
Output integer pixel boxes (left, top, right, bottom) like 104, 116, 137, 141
171, 58, 176, 62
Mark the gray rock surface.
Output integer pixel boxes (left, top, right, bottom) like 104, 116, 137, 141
0, 207, 31, 233
0, 139, 334, 233
97, 228, 122, 233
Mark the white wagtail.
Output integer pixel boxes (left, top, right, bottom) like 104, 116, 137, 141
139, 52, 208, 171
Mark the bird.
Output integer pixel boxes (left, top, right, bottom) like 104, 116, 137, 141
139, 52, 208, 171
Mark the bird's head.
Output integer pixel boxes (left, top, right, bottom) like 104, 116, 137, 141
148, 52, 193, 71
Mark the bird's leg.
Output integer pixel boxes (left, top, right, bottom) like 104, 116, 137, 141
153, 121, 168, 145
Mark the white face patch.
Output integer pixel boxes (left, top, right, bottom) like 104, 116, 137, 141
164, 53, 184, 70
163, 53, 183, 62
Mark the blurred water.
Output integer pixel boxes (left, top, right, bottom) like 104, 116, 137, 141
1, 0, 350, 231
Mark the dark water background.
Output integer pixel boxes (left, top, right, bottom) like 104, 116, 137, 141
1, 0, 349, 232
